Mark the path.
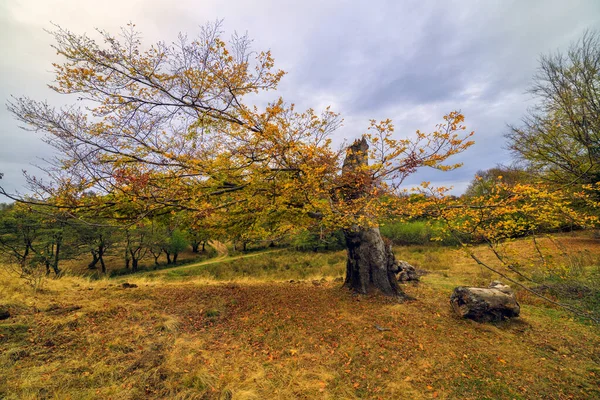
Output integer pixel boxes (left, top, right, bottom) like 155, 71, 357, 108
138, 248, 286, 276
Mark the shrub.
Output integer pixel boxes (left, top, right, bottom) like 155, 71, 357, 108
380, 220, 461, 246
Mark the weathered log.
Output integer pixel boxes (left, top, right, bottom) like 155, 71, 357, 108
450, 281, 520, 322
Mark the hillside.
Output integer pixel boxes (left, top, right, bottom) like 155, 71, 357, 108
1, 235, 599, 399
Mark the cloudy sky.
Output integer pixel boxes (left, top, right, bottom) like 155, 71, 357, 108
1, 0, 599, 196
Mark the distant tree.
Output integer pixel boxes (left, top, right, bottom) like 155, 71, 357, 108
74, 220, 118, 274
147, 221, 167, 267
0, 204, 71, 284
177, 212, 212, 253
124, 224, 149, 272
33, 210, 71, 276
0, 204, 40, 273
186, 226, 210, 253
506, 30, 600, 186
463, 166, 531, 198
164, 229, 188, 264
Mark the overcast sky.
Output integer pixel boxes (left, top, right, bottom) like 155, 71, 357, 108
1, 0, 599, 196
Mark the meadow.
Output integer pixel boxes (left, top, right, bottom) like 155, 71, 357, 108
1, 233, 599, 399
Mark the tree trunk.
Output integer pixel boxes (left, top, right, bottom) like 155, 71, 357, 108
202, 241, 206, 252
191, 241, 200, 253
125, 248, 130, 269
173, 253, 178, 264
100, 256, 106, 274
165, 252, 172, 264
20, 243, 31, 272
344, 227, 401, 296
132, 258, 138, 272
51, 236, 62, 276
97, 243, 106, 274
341, 137, 403, 297
88, 251, 100, 269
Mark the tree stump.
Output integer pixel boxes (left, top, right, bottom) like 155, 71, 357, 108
450, 281, 520, 322
341, 138, 404, 297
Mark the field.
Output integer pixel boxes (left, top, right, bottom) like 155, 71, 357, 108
1, 234, 599, 399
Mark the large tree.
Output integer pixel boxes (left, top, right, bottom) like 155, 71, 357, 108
6, 22, 473, 296
506, 30, 600, 186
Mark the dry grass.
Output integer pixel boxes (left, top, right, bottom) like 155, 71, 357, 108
1, 233, 599, 399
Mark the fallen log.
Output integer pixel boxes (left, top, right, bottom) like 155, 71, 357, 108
450, 281, 520, 322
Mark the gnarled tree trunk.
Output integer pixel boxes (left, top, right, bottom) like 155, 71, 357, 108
344, 227, 401, 295
341, 137, 403, 297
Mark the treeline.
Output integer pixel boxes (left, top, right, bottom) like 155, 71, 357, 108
0, 200, 351, 281
0, 204, 215, 279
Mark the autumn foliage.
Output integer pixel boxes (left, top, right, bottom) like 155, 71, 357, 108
7, 22, 473, 238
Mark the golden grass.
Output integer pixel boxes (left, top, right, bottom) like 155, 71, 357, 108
1, 233, 599, 399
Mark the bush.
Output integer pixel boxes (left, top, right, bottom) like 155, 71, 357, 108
291, 229, 345, 252
380, 220, 461, 246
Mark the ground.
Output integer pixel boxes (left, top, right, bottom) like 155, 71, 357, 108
0, 234, 599, 399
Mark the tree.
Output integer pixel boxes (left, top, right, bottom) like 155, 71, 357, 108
147, 220, 167, 267
0, 203, 69, 285
463, 165, 531, 198
73, 219, 118, 274
33, 209, 70, 276
0, 204, 40, 274
124, 223, 149, 272
6, 22, 473, 296
506, 30, 600, 186
164, 229, 188, 264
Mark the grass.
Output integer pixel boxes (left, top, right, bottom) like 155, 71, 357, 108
150, 249, 346, 282
64, 246, 219, 278
0, 233, 599, 399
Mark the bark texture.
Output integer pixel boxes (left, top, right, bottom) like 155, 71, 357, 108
344, 228, 401, 296
341, 137, 403, 296
450, 281, 520, 322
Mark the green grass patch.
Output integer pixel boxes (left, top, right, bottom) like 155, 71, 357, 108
163, 250, 346, 281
